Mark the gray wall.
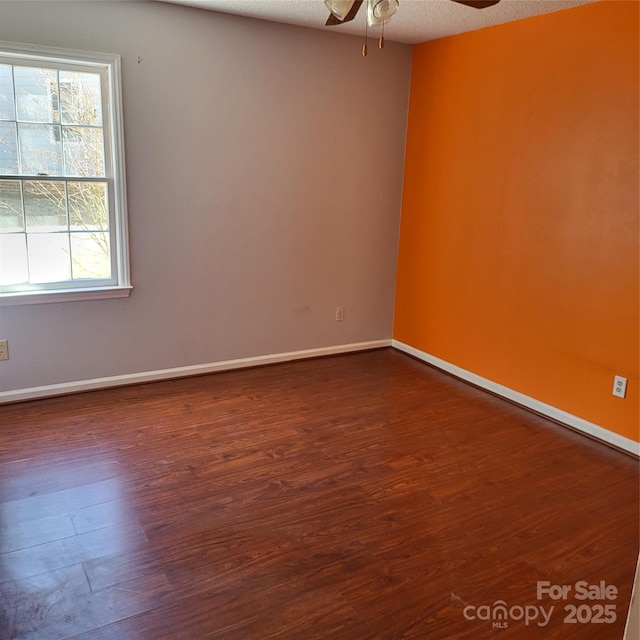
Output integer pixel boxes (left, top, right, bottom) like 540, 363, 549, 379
0, 1, 411, 392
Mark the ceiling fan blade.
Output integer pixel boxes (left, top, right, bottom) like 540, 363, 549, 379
325, 0, 364, 26
450, 0, 501, 8
326, 12, 345, 26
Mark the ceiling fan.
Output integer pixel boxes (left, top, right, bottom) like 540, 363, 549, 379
324, 0, 501, 28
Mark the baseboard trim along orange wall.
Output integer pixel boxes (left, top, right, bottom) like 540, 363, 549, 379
394, 1, 639, 443
393, 340, 639, 457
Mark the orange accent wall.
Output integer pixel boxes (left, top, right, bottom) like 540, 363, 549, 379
394, 1, 639, 442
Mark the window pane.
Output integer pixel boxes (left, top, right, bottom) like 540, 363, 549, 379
0, 64, 16, 121
0, 46, 127, 297
0, 121, 18, 175
0, 180, 24, 230
62, 127, 104, 177
27, 233, 70, 283
18, 123, 63, 175
71, 232, 110, 280
68, 182, 108, 230
60, 71, 102, 126
0, 233, 28, 285
14, 66, 59, 124
24, 180, 67, 231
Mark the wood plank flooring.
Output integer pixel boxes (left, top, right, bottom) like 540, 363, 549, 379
0, 348, 638, 639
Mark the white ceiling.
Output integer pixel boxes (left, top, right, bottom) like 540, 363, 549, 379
157, 0, 598, 44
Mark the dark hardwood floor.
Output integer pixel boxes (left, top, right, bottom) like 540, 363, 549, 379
0, 348, 638, 639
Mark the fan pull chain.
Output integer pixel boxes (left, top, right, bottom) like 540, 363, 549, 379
379, 20, 385, 49
363, 16, 368, 56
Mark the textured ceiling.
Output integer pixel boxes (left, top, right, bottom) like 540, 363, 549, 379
157, 0, 598, 44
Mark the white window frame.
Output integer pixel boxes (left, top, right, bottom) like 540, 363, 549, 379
0, 41, 131, 306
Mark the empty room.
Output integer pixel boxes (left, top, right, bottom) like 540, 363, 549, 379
0, 0, 638, 638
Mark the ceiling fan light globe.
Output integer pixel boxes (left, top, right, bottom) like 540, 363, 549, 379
372, 0, 398, 20
324, 0, 356, 20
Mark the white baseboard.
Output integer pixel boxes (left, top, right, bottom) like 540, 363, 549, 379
0, 339, 392, 404
392, 340, 639, 457
4, 337, 637, 457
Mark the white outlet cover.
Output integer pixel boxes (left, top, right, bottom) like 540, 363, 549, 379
612, 375, 627, 399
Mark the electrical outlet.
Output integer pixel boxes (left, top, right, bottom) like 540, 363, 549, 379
0, 340, 8, 361
612, 375, 627, 399
335, 306, 345, 322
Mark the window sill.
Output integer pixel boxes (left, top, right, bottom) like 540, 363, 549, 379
0, 285, 133, 306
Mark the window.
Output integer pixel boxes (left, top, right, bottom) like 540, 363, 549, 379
0, 43, 130, 305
